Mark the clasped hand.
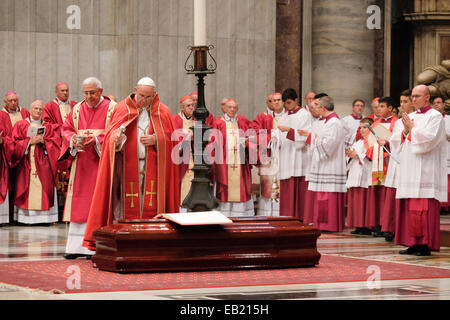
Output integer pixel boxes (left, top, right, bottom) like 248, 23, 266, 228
140, 134, 157, 147
72, 136, 95, 150
30, 135, 44, 145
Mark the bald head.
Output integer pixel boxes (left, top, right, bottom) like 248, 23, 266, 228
55, 82, 69, 102
4, 92, 19, 112
411, 84, 431, 109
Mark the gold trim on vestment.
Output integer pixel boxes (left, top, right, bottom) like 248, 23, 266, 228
180, 114, 195, 202
226, 120, 241, 202
27, 122, 43, 210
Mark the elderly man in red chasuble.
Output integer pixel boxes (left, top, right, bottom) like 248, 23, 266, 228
42, 82, 78, 217
210, 99, 256, 217
59, 77, 117, 259
83, 77, 180, 252
0, 91, 31, 224
9, 100, 60, 224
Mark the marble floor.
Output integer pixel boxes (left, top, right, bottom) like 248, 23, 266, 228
0, 216, 449, 301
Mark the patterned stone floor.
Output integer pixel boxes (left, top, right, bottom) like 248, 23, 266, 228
0, 216, 449, 300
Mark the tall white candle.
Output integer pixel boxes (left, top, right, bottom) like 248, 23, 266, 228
194, 0, 207, 46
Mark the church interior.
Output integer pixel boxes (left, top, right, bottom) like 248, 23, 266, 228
0, 0, 450, 304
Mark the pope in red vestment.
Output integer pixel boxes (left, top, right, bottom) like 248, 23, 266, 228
83, 78, 180, 251
9, 101, 60, 218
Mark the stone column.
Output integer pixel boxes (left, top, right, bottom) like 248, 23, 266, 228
275, 0, 301, 96
310, 0, 377, 116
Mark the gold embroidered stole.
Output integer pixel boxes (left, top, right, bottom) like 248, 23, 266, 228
56, 100, 71, 123
225, 120, 241, 202
63, 100, 116, 221
180, 112, 195, 203
1, 108, 25, 127
27, 120, 44, 210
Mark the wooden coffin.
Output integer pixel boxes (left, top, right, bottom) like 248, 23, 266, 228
92, 216, 321, 273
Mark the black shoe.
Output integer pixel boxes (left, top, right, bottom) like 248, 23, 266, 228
360, 228, 373, 235
415, 245, 431, 256
373, 231, 384, 237
399, 245, 419, 255
351, 228, 361, 235
384, 232, 394, 242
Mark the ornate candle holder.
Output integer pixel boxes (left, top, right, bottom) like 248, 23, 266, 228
181, 45, 219, 212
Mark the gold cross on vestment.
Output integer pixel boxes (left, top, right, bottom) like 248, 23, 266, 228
126, 182, 138, 208
232, 135, 239, 171
145, 180, 157, 207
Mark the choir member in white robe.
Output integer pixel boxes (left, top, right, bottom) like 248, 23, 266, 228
341, 99, 365, 148
380, 90, 414, 241
346, 118, 373, 235
302, 96, 324, 225
365, 97, 399, 236
302, 96, 347, 232
390, 85, 447, 256
275, 89, 312, 219
431, 96, 450, 212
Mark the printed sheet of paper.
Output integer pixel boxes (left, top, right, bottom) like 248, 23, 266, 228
157, 211, 233, 226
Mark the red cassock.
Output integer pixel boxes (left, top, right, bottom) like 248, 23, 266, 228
249, 112, 277, 198
59, 97, 116, 223
43, 99, 77, 191
0, 107, 30, 137
0, 137, 8, 205
0, 107, 31, 195
364, 116, 398, 228
42, 100, 77, 133
83, 94, 180, 251
210, 115, 255, 203
172, 112, 194, 184
9, 119, 60, 210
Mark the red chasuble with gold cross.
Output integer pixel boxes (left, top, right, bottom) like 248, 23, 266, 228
59, 97, 116, 223
9, 119, 61, 211
211, 115, 254, 203
83, 94, 180, 251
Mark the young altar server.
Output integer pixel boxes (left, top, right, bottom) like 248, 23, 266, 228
364, 97, 399, 236
380, 90, 414, 241
276, 89, 313, 219
346, 117, 374, 235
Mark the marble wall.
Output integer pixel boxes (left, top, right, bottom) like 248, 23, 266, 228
0, 0, 276, 120
308, 0, 378, 116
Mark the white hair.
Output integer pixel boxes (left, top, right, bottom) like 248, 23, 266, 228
82, 77, 103, 89
30, 100, 44, 108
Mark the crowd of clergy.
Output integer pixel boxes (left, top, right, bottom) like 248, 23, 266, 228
0, 76, 448, 259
